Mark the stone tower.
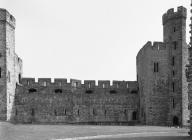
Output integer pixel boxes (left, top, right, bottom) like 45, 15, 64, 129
0, 9, 22, 121
162, 6, 189, 127
137, 6, 189, 126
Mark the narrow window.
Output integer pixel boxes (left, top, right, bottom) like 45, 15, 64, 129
172, 98, 175, 109
172, 56, 175, 66
153, 62, 159, 72
172, 82, 175, 92
64, 109, 67, 115
104, 110, 107, 117
173, 41, 177, 50
77, 109, 80, 116
18, 74, 21, 83
172, 70, 175, 76
173, 27, 176, 32
54, 110, 57, 116
0, 67, 1, 78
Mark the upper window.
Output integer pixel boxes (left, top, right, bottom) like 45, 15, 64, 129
173, 41, 177, 50
173, 27, 176, 32
172, 56, 175, 66
153, 62, 159, 73
18, 74, 21, 83
0, 67, 2, 78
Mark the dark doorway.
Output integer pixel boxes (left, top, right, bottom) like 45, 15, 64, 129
173, 116, 179, 126
31, 108, 35, 116
132, 111, 137, 120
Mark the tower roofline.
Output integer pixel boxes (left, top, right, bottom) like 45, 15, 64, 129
0, 8, 15, 28
162, 6, 187, 25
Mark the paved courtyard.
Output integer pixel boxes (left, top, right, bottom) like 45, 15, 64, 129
0, 122, 191, 140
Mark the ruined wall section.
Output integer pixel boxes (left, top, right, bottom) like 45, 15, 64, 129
137, 41, 170, 125
14, 78, 139, 124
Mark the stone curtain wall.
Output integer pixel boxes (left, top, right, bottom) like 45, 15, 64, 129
14, 78, 139, 124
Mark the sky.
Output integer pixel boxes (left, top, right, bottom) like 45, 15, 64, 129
0, 0, 191, 82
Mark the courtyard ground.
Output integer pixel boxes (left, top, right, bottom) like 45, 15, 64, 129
0, 122, 191, 140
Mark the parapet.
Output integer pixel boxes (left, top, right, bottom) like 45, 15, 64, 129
20, 78, 139, 93
0, 8, 15, 28
162, 6, 187, 25
98, 80, 110, 88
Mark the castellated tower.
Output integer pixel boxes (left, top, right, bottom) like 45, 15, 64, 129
137, 6, 189, 126
0, 9, 22, 121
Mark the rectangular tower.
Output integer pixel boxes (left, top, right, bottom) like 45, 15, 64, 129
0, 9, 22, 121
137, 6, 189, 126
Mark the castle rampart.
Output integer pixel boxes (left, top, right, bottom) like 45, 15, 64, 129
14, 78, 139, 124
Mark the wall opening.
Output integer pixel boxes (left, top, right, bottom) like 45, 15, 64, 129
173, 116, 179, 126
132, 111, 137, 120
31, 108, 35, 117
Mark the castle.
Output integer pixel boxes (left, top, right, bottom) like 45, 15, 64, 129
0, 5, 191, 135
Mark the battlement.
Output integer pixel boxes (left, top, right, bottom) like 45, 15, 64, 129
20, 78, 138, 92
151, 42, 166, 50
162, 6, 187, 25
0, 8, 15, 28
137, 41, 166, 55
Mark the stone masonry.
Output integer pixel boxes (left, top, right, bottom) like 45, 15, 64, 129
137, 6, 189, 126
14, 79, 139, 124
0, 9, 22, 121
0, 5, 191, 133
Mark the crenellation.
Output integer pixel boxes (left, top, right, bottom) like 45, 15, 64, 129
151, 42, 166, 50
84, 80, 96, 89
98, 80, 110, 88
162, 6, 187, 25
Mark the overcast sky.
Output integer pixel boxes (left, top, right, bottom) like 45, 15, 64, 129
1, 0, 191, 82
